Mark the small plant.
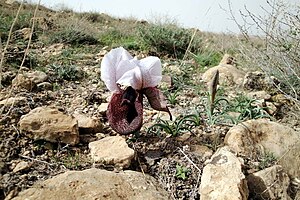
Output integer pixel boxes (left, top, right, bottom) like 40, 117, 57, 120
197, 71, 270, 125
258, 152, 277, 170
194, 50, 222, 70
180, 111, 203, 129
49, 64, 84, 82
200, 71, 235, 125
52, 82, 61, 91
203, 95, 235, 125
62, 152, 82, 169
147, 116, 191, 137
228, 94, 270, 121
175, 164, 190, 180
166, 90, 179, 105
0, 12, 34, 42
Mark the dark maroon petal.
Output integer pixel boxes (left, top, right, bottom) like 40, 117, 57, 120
107, 91, 143, 134
143, 87, 172, 120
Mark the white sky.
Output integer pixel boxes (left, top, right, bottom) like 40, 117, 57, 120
32, 0, 298, 34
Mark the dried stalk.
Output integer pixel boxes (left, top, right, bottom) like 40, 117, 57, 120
0, 1, 41, 116
19, 0, 41, 69
0, 1, 24, 89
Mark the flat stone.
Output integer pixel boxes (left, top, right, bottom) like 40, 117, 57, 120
246, 91, 271, 100
202, 64, 245, 86
73, 113, 103, 134
26, 71, 48, 84
98, 103, 109, 113
225, 118, 300, 178
89, 136, 134, 169
191, 145, 213, 160
12, 168, 169, 200
199, 146, 249, 200
19, 106, 79, 145
12, 74, 34, 90
0, 97, 26, 107
12, 71, 48, 90
13, 161, 32, 173
247, 165, 291, 200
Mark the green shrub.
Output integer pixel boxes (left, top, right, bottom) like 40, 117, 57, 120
99, 28, 141, 50
0, 12, 33, 42
46, 17, 99, 45
49, 64, 84, 82
138, 23, 201, 58
194, 51, 222, 69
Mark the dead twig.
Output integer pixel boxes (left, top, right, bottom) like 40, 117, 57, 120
0, 1, 24, 89
19, 154, 55, 166
0, 0, 41, 116
177, 147, 201, 172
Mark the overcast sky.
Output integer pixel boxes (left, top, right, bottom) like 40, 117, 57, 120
31, 0, 298, 34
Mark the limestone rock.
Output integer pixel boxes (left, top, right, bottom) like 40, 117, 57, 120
19, 106, 79, 145
0, 97, 26, 107
12, 74, 34, 90
89, 136, 134, 169
98, 103, 109, 113
12, 71, 48, 90
26, 71, 48, 84
246, 91, 271, 100
12, 168, 169, 200
191, 145, 213, 160
219, 54, 235, 65
199, 146, 249, 200
247, 165, 291, 200
73, 113, 103, 134
13, 161, 32, 173
42, 43, 65, 57
243, 71, 274, 90
15, 28, 31, 40
265, 101, 277, 115
160, 75, 173, 89
202, 64, 245, 86
278, 144, 300, 180
295, 190, 300, 200
5, 0, 17, 5
225, 118, 300, 178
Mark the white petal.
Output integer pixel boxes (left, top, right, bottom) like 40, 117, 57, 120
116, 59, 138, 81
100, 47, 133, 92
116, 64, 143, 90
139, 56, 162, 88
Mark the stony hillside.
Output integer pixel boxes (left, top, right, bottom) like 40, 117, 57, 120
0, 1, 299, 200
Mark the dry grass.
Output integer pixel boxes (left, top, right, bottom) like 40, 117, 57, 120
229, 0, 300, 104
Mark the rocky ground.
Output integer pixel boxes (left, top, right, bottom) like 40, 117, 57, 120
0, 42, 299, 200
0, 1, 300, 199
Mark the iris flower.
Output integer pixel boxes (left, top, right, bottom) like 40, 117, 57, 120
101, 47, 171, 134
